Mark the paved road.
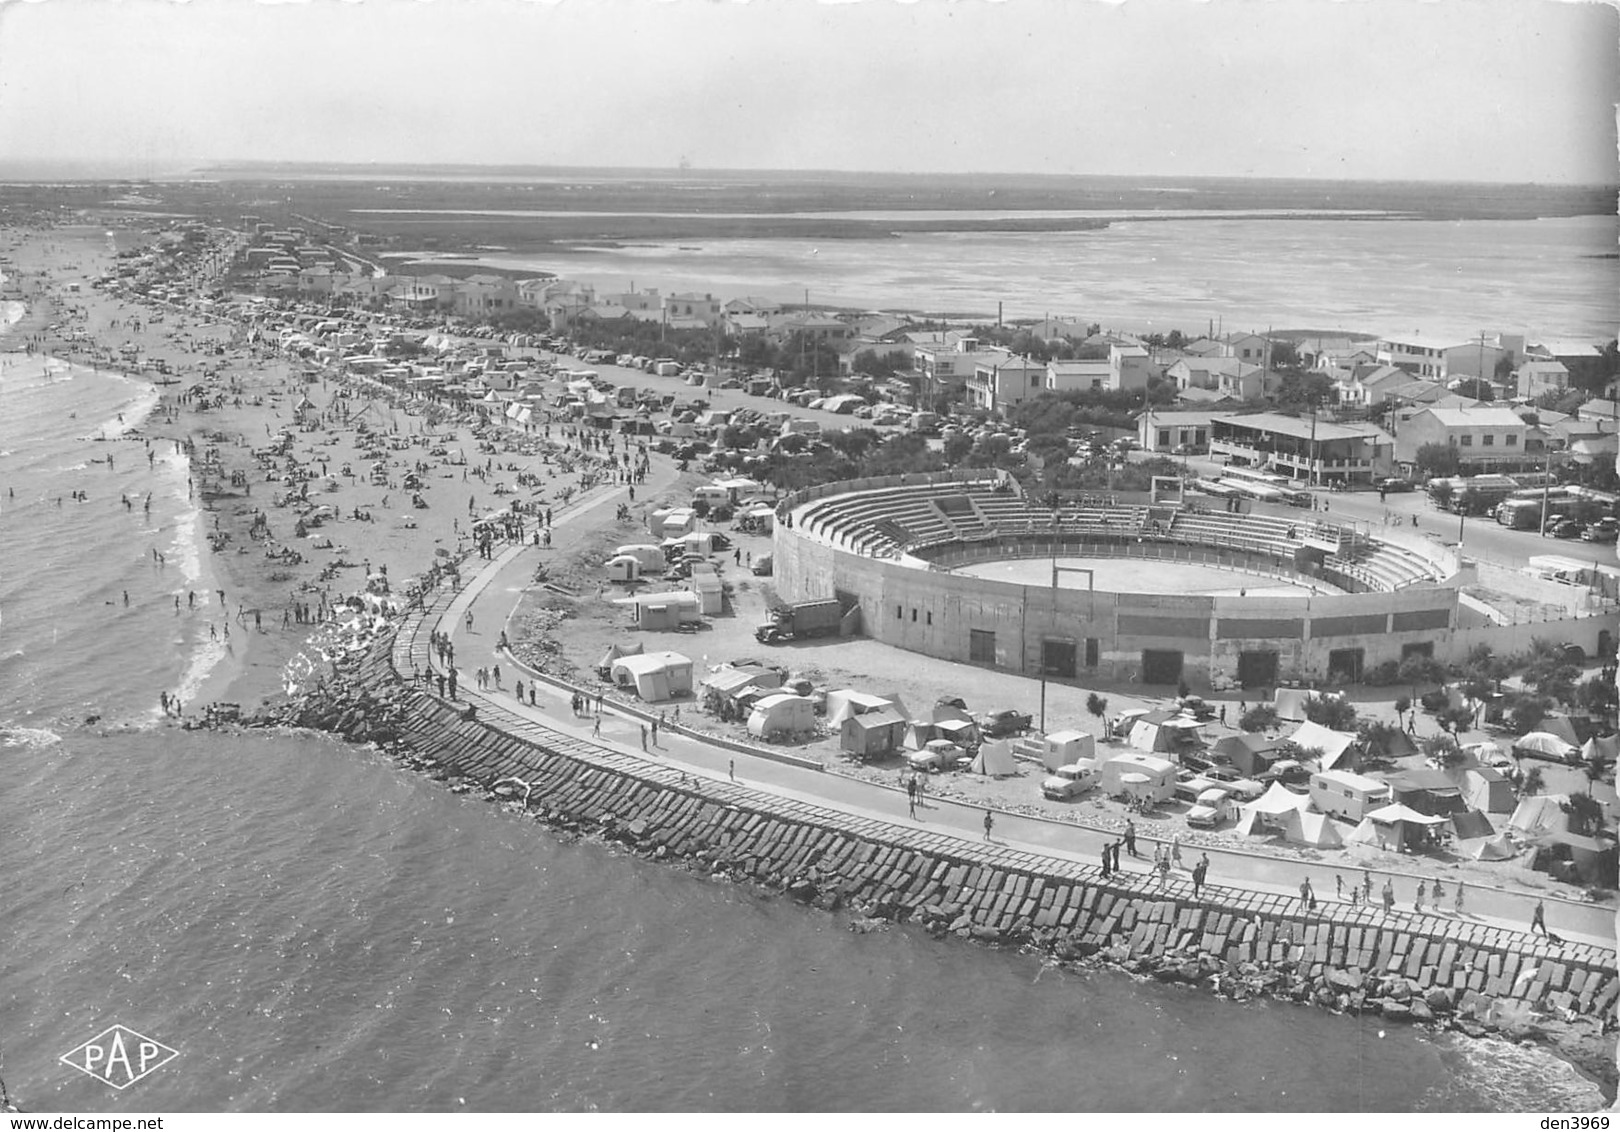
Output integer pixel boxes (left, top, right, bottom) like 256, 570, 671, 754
429, 455, 1616, 950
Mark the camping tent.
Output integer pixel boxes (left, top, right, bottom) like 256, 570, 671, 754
1448, 808, 1495, 840
1508, 794, 1571, 839
1462, 767, 1515, 813
747, 693, 816, 739
1362, 801, 1450, 851
1212, 733, 1289, 778
1235, 781, 1311, 836
969, 740, 1018, 777
609, 650, 694, 702
596, 642, 644, 674
1457, 833, 1515, 860
827, 690, 895, 727
1286, 720, 1359, 772
1581, 735, 1619, 765
841, 708, 908, 758
1283, 809, 1345, 849
1535, 716, 1581, 748
703, 665, 783, 704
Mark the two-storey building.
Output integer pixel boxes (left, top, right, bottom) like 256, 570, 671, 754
1210, 412, 1393, 486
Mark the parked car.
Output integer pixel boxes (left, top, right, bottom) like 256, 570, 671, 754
906, 740, 967, 772
751, 554, 774, 576
976, 708, 1033, 738
1582, 517, 1620, 543
1041, 762, 1099, 801
1549, 518, 1583, 539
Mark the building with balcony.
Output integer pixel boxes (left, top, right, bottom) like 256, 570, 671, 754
967, 355, 1046, 415
1210, 412, 1393, 485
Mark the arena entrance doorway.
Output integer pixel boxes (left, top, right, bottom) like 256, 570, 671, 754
1141, 649, 1184, 686
1328, 648, 1365, 684
1042, 639, 1078, 680
1237, 649, 1279, 689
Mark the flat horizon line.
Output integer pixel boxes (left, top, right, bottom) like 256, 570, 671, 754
1, 159, 1615, 191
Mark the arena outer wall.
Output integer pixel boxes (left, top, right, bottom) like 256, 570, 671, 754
774, 471, 1471, 691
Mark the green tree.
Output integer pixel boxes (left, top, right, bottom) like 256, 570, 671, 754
1357, 720, 1407, 770
1416, 445, 1462, 480
1509, 696, 1550, 735
1086, 693, 1109, 736
1436, 705, 1476, 734
1578, 675, 1617, 719
1521, 766, 1547, 796
1452, 377, 1495, 402
1397, 654, 1447, 703
1302, 695, 1359, 732
1562, 791, 1604, 835
1421, 733, 1467, 769
1240, 704, 1280, 733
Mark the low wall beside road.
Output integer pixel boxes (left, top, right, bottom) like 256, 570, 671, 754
291, 599, 1620, 1088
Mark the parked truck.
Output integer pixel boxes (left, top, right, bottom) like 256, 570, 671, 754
755, 598, 843, 644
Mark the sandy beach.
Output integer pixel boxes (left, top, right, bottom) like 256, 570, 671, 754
1, 222, 638, 717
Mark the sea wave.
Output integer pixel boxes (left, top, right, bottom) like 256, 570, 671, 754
0, 725, 62, 750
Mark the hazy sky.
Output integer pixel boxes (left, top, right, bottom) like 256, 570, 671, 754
0, 0, 1615, 182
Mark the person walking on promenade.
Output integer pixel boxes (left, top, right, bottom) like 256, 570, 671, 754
529, 685, 537, 707
651, 715, 660, 746
447, 669, 457, 699
729, 760, 736, 782
436, 673, 446, 697
906, 777, 917, 819
1363, 868, 1373, 901
1156, 853, 1170, 891
639, 724, 648, 751
515, 678, 524, 701
982, 809, 994, 841
1454, 882, 1465, 915
1124, 819, 1138, 857
1299, 878, 1313, 909
492, 664, 501, 688
1414, 882, 1426, 913
465, 609, 474, 632
1101, 843, 1112, 878
1170, 835, 1183, 869
1431, 878, 1444, 907
591, 713, 601, 738
1531, 899, 1547, 935
1335, 874, 1343, 900
1382, 880, 1395, 913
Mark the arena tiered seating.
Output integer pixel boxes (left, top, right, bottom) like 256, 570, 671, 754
794, 479, 1446, 592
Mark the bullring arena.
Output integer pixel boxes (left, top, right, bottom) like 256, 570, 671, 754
772, 469, 1469, 690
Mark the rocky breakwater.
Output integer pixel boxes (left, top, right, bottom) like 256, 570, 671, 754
287, 623, 1619, 1098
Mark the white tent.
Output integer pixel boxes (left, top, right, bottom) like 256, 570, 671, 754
1283, 809, 1345, 849
1286, 720, 1358, 771
1508, 793, 1572, 838
1581, 735, 1619, 764
1462, 767, 1515, 813
1457, 833, 1516, 861
969, 740, 1018, 777
1273, 687, 1312, 722
826, 690, 895, 727
1247, 781, 1312, 816
747, 693, 816, 739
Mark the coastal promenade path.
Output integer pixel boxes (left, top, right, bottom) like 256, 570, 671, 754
424, 550, 1613, 958
424, 471, 1615, 954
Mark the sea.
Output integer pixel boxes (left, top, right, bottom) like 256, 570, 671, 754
0, 299, 1610, 1113
402, 213, 1620, 345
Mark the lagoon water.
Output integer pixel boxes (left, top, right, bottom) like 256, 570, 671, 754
0, 339, 1608, 1112
436, 214, 1619, 345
